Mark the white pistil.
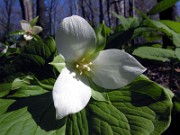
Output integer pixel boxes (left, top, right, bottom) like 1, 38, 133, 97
82, 64, 88, 69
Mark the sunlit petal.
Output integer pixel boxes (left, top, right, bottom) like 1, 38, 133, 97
21, 20, 30, 32
32, 26, 43, 34
23, 34, 33, 41
55, 15, 97, 62
90, 49, 146, 89
53, 67, 91, 119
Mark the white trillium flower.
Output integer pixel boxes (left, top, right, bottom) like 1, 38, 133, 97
20, 20, 42, 41
0, 43, 8, 53
0, 43, 16, 53
53, 15, 146, 119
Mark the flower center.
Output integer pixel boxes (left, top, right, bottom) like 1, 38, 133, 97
26, 31, 33, 36
75, 58, 92, 75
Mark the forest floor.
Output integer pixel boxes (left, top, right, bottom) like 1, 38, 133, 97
143, 62, 180, 92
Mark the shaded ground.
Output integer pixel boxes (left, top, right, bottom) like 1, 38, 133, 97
143, 62, 180, 92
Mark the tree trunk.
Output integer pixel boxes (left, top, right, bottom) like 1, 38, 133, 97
48, 0, 54, 35
99, 0, 104, 23
113, 0, 119, 26
19, 0, 33, 21
37, 0, 46, 38
2, 0, 15, 37
75, 0, 79, 14
106, 0, 111, 26
119, 0, 125, 16
80, 0, 85, 18
19, 0, 25, 19
129, 0, 135, 17
87, 0, 95, 26
69, 0, 73, 15
5, 0, 12, 34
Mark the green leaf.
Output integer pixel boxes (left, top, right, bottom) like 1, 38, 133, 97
107, 28, 134, 48
91, 89, 109, 102
133, 46, 177, 62
65, 110, 89, 135
108, 79, 172, 134
107, 12, 141, 49
22, 36, 57, 61
11, 76, 33, 90
30, 16, 39, 27
175, 48, 180, 60
0, 83, 11, 97
114, 12, 130, 30
135, 8, 149, 20
95, 24, 107, 51
40, 78, 55, 86
0, 99, 15, 114
49, 55, 65, 73
173, 97, 180, 113
69, 76, 172, 135
10, 76, 52, 97
0, 93, 66, 135
86, 77, 172, 135
44, 37, 57, 55
134, 27, 162, 42
88, 78, 110, 102
152, 20, 180, 47
13, 37, 57, 77
10, 85, 48, 97
114, 13, 140, 30
88, 102, 130, 135
143, 18, 180, 47
163, 87, 174, 99
33, 34, 42, 41
172, 33, 180, 47
148, 0, 178, 15
0, 77, 173, 135
147, 20, 172, 36
15, 53, 46, 66
9, 30, 25, 36
1, 73, 27, 84
34, 77, 54, 90
160, 20, 180, 33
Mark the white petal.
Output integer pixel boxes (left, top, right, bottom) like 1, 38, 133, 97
21, 20, 30, 32
90, 49, 146, 89
1, 46, 8, 53
23, 34, 33, 41
55, 15, 97, 62
53, 67, 91, 119
0, 43, 8, 53
32, 26, 43, 34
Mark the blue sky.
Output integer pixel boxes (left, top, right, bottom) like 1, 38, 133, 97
177, 1, 180, 15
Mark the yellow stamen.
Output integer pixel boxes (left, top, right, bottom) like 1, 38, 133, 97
75, 58, 92, 75
76, 64, 79, 68
87, 67, 91, 71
